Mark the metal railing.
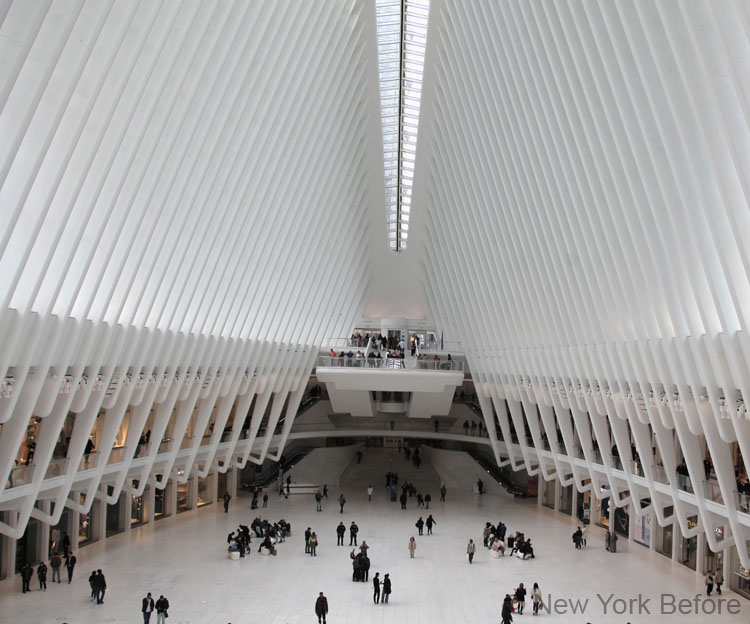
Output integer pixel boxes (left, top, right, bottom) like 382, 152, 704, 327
316, 356, 463, 372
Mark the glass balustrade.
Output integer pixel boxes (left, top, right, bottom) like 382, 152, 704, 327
316, 356, 463, 371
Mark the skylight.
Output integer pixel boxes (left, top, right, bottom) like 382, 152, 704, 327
376, 0, 430, 252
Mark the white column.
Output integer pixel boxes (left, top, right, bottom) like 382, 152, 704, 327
122, 492, 131, 533
39, 501, 51, 562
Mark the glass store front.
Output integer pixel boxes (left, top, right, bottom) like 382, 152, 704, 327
729, 543, 750, 599
542, 478, 555, 510
678, 515, 698, 570
78, 493, 95, 545
131, 481, 147, 528
197, 475, 213, 507
177, 479, 192, 513
154, 480, 170, 520
655, 506, 674, 558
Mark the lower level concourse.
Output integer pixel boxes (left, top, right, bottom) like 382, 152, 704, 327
1, 447, 748, 624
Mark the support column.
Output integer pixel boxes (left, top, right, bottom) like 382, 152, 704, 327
39, 501, 51, 563
93, 498, 106, 544
537, 478, 543, 507
696, 531, 706, 574
144, 484, 155, 525
228, 468, 237, 498
1, 519, 17, 580
121, 491, 131, 533
554, 479, 561, 511
168, 478, 177, 516
672, 522, 680, 562
70, 507, 80, 554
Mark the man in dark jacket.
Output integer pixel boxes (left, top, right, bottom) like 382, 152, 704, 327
425, 515, 436, 535
349, 521, 358, 545
373, 572, 381, 604
155, 595, 169, 624
65, 553, 76, 583
37, 561, 47, 591
94, 569, 106, 604
315, 592, 328, 623
336, 522, 346, 545
305, 527, 312, 553
223, 491, 231, 513
142, 592, 155, 623
20, 562, 33, 593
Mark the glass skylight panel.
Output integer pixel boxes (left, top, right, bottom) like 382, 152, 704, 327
376, 0, 429, 252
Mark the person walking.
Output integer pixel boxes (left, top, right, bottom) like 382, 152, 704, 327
400, 490, 407, 510
467, 538, 476, 564
514, 583, 526, 615
50, 552, 62, 583
309, 532, 318, 556
223, 491, 231, 513
440, 484, 446, 502
382, 574, 392, 604
367, 484, 373, 501
501, 594, 514, 624
94, 569, 106, 604
408, 537, 416, 558
476, 478, 484, 495
373, 572, 381, 604
532, 583, 542, 615
426, 514, 436, 535
89, 571, 97, 601
715, 567, 724, 595
65, 552, 76, 583
37, 561, 47, 591
155, 595, 169, 624
706, 570, 715, 596
142, 592, 155, 624
339, 494, 346, 514
349, 521, 359, 545
20, 562, 33, 593
425, 493, 431, 509
415, 517, 424, 536
315, 591, 328, 623
336, 522, 346, 546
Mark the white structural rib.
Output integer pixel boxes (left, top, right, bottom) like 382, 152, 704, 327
0, 0, 382, 538
415, 0, 750, 566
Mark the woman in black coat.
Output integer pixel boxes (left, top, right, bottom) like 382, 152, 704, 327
501, 594, 513, 623
382, 574, 392, 604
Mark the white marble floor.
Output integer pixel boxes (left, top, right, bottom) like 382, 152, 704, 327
1, 447, 748, 624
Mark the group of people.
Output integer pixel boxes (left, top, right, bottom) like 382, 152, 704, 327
87, 569, 107, 604
501, 582, 544, 622
304, 527, 319, 556
226, 516, 291, 557
482, 522, 535, 559
462, 420, 484, 436
19, 535, 77, 593
415, 515, 437, 536
572, 525, 588, 548
350, 546, 372, 582
227, 522, 254, 557
141, 592, 170, 624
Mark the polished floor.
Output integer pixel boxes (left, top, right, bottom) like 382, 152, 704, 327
1, 447, 748, 624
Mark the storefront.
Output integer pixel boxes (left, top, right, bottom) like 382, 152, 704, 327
655, 506, 673, 558
541, 478, 555, 510
16, 516, 41, 572
729, 543, 750, 599
576, 481, 591, 525
154, 479, 170, 520
613, 505, 629, 538
217, 471, 229, 502
596, 485, 611, 529
49, 504, 71, 556
177, 479, 192, 513
558, 483, 574, 515
702, 526, 724, 574
78, 493, 95, 545
678, 515, 698, 570
131, 484, 147, 528
105, 487, 124, 537
197, 475, 213, 507
633, 508, 652, 548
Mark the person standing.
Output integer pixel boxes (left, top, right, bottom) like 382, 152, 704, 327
476, 478, 484, 495
467, 538, 476, 564
706, 570, 715, 596
20, 562, 33, 593
408, 537, 416, 558
715, 567, 724, 595
142, 592, 155, 624
501, 594, 514, 624
425, 493, 431, 509
262, 491, 268, 508
89, 571, 97, 601
94, 569, 106, 604
323, 484, 328, 499
305, 527, 312, 554
382, 574, 392, 604
415, 517, 424, 535
315, 591, 328, 623
532, 583, 542, 615
339, 494, 346, 514
155, 595, 169, 624
286, 475, 292, 495
373, 572, 381, 604
514, 583, 526, 615
309, 532, 318, 556
426, 515, 436, 535
400, 490, 407, 510
349, 521, 359, 545
316, 490, 323, 511
62, 532, 71, 557
223, 491, 231, 513
336, 522, 346, 546
440, 484, 446, 502
367, 484, 373, 501
37, 561, 47, 591
50, 552, 62, 583
65, 553, 76, 583
359, 541, 369, 557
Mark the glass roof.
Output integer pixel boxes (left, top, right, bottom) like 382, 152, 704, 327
376, 0, 430, 251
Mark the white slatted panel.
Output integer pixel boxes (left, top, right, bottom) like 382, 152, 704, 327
415, 0, 750, 564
